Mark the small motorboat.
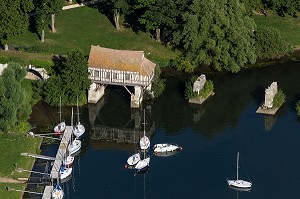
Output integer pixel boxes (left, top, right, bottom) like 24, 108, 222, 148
63, 155, 74, 168
52, 184, 64, 199
59, 164, 72, 180
153, 143, 182, 153
135, 157, 150, 172
126, 152, 141, 166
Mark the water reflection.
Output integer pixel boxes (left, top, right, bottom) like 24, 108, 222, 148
264, 115, 277, 132
88, 98, 155, 151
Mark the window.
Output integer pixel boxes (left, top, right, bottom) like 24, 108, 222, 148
113, 73, 117, 79
94, 70, 99, 77
106, 72, 110, 79
125, 74, 130, 80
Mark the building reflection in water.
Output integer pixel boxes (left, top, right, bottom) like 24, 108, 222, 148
88, 99, 155, 152
264, 115, 276, 132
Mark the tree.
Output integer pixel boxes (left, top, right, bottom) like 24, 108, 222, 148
0, 62, 27, 132
43, 75, 64, 106
267, 0, 300, 16
136, 0, 188, 42
36, 1, 51, 42
60, 50, 91, 104
240, 0, 263, 15
0, 0, 34, 50
173, 0, 257, 73
102, 0, 130, 30
255, 27, 291, 59
42, 0, 64, 33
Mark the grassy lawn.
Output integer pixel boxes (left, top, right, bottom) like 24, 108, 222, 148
8, 6, 178, 67
0, 183, 25, 199
252, 10, 300, 48
0, 133, 41, 179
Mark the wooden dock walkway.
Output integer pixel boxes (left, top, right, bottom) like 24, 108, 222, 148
42, 186, 53, 199
21, 153, 55, 161
50, 125, 73, 179
42, 125, 73, 199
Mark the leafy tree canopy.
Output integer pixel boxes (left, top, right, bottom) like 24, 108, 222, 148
43, 50, 91, 106
0, 0, 34, 46
173, 0, 257, 73
0, 62, 27, 132
255, 26, 291, 59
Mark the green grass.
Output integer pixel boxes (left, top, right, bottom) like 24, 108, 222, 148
252, 10, 300, 48
0, 183, 25, 199
8, 6, 178, 67
0, 134, 41, 178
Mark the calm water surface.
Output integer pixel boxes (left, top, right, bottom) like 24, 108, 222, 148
30, 61, 300, 199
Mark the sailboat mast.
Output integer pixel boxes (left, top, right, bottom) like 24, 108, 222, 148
77, 96, 79, 124
143, 109, 146, 137
59, 97, 62, 123
237, 152, 239, 180
71, 108, 74, 142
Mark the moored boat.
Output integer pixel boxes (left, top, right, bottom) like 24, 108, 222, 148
153, 143, 182, 153
135, 157, 150, 172
227, 152, 252, 190
52, 184, 64, 199
126, 152, 141, 167
59, 164, 72, 180
63, 155, 74, 168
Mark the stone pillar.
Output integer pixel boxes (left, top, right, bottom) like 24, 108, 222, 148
263, 82, 278, 109
131, 86, 142, 108
193, 74, 206, 95
88, 83, 105, 104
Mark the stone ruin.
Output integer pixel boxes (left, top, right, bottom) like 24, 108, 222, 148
263, 82, 278, 109
193, 74, 206, 95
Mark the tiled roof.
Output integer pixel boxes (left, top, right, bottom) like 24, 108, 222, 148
88, 45, 155, 76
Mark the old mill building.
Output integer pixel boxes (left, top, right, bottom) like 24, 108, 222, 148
88, 45, 156, 108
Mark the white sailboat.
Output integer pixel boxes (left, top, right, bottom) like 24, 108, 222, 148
227, 152, 252, 190
135, 149, 150, 172
63, 154, 74, 168
68, 108, 81, 156
73, 97, 85, 139
54, 97, 66, 135
139, 109, 150, 150
59, 163, 73, 180
51, 184, 64, 199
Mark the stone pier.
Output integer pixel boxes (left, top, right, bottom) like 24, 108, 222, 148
256, 82, 280, 115
130, 86, 142, 108
88, 82, 105, 104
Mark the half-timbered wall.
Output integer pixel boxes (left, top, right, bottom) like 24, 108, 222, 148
89, 67, 154, 87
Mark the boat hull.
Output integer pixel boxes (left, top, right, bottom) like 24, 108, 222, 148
73, 122, 85, 139
52, 185, 64, 199
153, 143, 181, 153
68, 139, 81, 156
135, 157, 150, 171
227, 179, 252, 189
140, 136, 150, 150
54, 122, 66, 135
59, 167, 72, 180
127, 153, 141, 166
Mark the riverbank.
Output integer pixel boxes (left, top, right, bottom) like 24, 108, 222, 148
0, 133, 42, 198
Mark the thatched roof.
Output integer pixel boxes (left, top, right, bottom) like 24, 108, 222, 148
88, 45, 155, 76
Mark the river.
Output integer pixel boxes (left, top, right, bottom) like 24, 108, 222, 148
28, 60, 300, 199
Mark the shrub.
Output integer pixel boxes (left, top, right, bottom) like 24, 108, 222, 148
296, 101, 300, 116
199, 80, 214, 98
185, 77, 214, 99
273, 89, 285, 107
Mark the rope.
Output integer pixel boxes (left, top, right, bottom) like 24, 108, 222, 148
240, 157, 252, 183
